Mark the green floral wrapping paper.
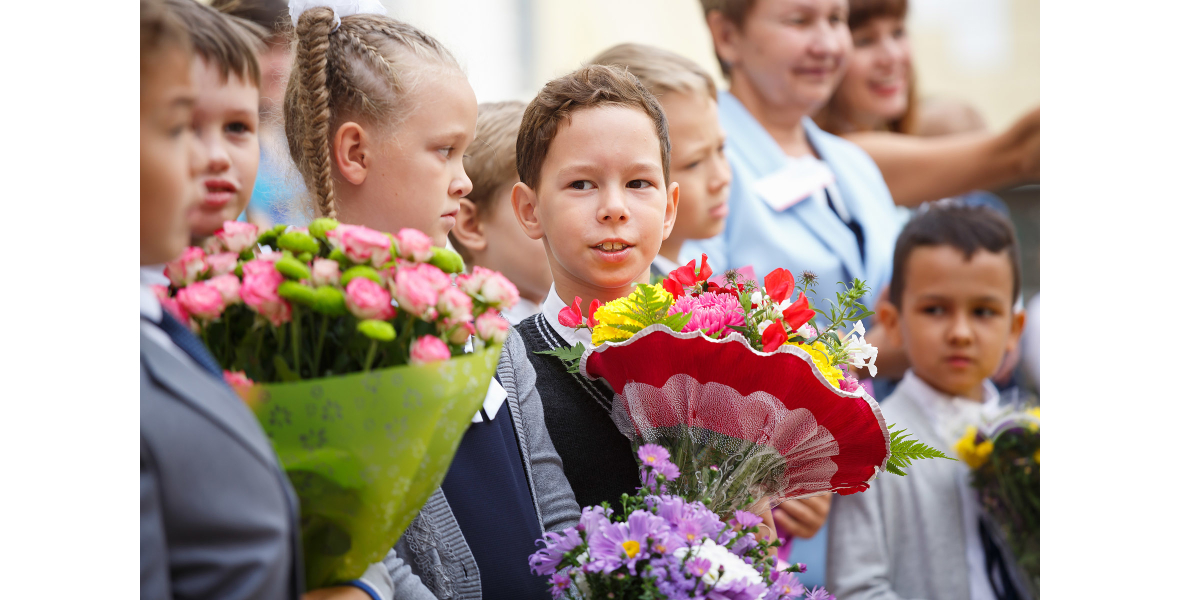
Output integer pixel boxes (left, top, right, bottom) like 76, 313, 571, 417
244, 343, 502, 589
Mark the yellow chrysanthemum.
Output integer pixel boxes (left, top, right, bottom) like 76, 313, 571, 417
1025, 406, 1040, 432
787, 341, 844, 388
1034, 449, 1039, 464
590, 287, 671, 345
954, 426, 994, 469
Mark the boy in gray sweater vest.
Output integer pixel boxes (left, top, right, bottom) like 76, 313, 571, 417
826, 203, 1029, 600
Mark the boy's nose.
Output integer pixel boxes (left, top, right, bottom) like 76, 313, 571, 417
947, 313, 973, 345
597, 187, 629, 223
205, 138, 229, 173
709, 154, 732, 194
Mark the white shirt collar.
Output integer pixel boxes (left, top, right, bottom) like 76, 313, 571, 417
651, 254, 680, 277
140, 265, 168, 322
541, 284, 594, 348
501, 296, 541, 326
897, 370, 1001, 448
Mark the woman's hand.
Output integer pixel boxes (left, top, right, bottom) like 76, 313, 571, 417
772, 494, 832, 540
997, 106, 1040, 183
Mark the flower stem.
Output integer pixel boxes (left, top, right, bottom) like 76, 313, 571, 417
313, 315, 328, 378
363, 339, 378, 372
292, 307, 301, 377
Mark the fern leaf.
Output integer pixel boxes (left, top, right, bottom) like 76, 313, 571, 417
660, 312, 692, 332
535, 343, 587, 374
885, 425, 955, 476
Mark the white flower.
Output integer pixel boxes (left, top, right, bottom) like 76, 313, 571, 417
851, 320, 866, 337
844, 332, 879, 377
749, 290, 763, 306
673, 538, 762, 587
757, 320, 774, 335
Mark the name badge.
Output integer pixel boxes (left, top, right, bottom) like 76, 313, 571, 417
752, 156, 835, 212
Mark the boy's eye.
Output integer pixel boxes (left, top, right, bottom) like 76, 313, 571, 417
438, 147, 453, 159
626, 180, 653, 189
571, 180, 592, 190
684, 161, 701, 170
225, 121, 251, 135
974, 307, 998, 318
920, 305, 945, 316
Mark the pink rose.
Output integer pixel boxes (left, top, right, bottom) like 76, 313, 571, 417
446, 321, 475, 345
151, 285, 170, 303
240, 259, 292, 326
255, 250, 282, 263
436, 287, 474, 322
395, 228, 434, 263
328, 224, 393, 266
456, 268, 487, 296
159, 295, 190, 325
206, 274, 242, 305
474, 310, 510, 344
201, 235, 225, 255
164, 247, 206, 287
409, 335, 451, 365
391, 263, 450, 318
223, 370, 254, 388
311, 258, 341, 286
215, 221, 260, 254
205, 252, 239, 277
479, 270, 520, 310
344, 277, 395, 320
177, 281, 226, 320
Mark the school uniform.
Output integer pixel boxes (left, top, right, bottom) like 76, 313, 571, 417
683, 92, 902, 314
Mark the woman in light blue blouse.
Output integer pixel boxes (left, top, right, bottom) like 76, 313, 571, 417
687, 0, 905, 587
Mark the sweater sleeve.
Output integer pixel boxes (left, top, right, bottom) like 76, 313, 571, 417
826, 485, 912, 600
503, 328, 582, 533
382, 545, 439, 600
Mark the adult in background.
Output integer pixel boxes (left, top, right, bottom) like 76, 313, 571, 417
687, 0, 900, 588
812, 0, 1039, 207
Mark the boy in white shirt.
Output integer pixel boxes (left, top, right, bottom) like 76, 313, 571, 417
826, 202, 1028, 600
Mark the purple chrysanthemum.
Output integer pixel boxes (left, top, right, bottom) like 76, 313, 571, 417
652, 495, 726, 546
804, 586, 835, 600
637, 444, 672, 469
732, 510, 763, 529
669, 291, 746, 337
529, 527, 583, 575
768, 572, 806, 600
548, 572, 571, 598
685, 556, 712, 578
585, 510, 670, 575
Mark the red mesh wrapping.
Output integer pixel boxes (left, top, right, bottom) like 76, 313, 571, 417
581, 327, 890, 500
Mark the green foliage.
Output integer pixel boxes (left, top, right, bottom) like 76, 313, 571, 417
535, 342, 587, 374
341, 265, 381, 286
885, 425, 955, 476
278, 230, 320, 255
308, 218, 339, 240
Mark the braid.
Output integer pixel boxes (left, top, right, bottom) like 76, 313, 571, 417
287, 7, 336, 218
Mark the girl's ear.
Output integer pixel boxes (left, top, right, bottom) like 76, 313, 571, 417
662, 182, 680, 241
512, 181, 545, 241
333, 121, 369, 185
451, 198, 487, 253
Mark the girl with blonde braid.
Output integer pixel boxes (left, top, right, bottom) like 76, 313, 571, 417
284, 3, 580, 600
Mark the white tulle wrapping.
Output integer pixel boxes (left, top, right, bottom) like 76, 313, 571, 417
289, 0, 387, 30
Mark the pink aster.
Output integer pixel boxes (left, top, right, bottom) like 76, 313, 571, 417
669, 291, 746, 337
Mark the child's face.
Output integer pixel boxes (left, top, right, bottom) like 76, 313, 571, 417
884, 245, 1024, 399
141, 48, 204, 266
340, 70, 477, 247
515, 105, 678, 296
477, 185, 553, 303
189, 58, 260, 239
663, 91, 730, 244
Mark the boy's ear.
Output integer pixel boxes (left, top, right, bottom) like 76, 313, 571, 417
512, 182, 545, 241
877, 298, 904, 349
706, 10, 743, 71
662, 181, 680, 241
332, 121, 369, 185
1006, 309, 1027, 355
450, 198, 486, 253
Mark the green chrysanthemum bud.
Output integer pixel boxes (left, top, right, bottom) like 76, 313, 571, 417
328, 248, 352, 268
341, 265, 382, 286
257, 224, 288, 248
277, 231, 320, 255
309, 218, 339, 240
312, 286, 347, 316
357, 319, 396, 342
276, 256, 311, 280
297, 252, 314, 263
277, 281, 315, 306
428, 246, 466, 274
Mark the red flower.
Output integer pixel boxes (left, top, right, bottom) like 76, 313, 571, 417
558, 296, 584, 328
587, 299, 601, 328
761, 320, 789, 352
662, 277, 685, 299
782, 294, 816, 331
663, 255, 714, 299
764, 268, 795, 304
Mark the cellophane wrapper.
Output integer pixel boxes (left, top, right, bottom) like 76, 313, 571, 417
581, 326, 890, 519
972, 415, 1040, 597
241, 343, 501, 589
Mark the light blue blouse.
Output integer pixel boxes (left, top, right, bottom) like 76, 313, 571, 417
683, 92, 902, 319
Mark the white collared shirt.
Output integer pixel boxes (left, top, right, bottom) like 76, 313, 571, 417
140, 266, 199, 367
651, 254, 680, 278
541, 284, 593, 349
897, 371, 1000, 600
501, 296, 542, 326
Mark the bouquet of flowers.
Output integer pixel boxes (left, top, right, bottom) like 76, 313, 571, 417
530, 444, 832, 600
955, 406, 1040, 596
155, 219, 518, 588
542, 256, 948, 517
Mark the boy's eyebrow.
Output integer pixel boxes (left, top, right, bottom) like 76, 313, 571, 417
914, 293, 1008, 304
554, 160, 662, 180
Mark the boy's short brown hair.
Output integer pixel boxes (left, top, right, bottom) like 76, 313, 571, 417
517, 64, 671, 191
889, 201, 1022, 308
590, 43, 717, 102
142, 0, 190, 68
449, 100, 527, 262
165, 0, 267, 87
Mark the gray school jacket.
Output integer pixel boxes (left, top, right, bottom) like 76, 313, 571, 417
374, 327, 582, 600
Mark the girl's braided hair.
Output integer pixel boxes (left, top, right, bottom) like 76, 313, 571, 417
283, 9, 458, 219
